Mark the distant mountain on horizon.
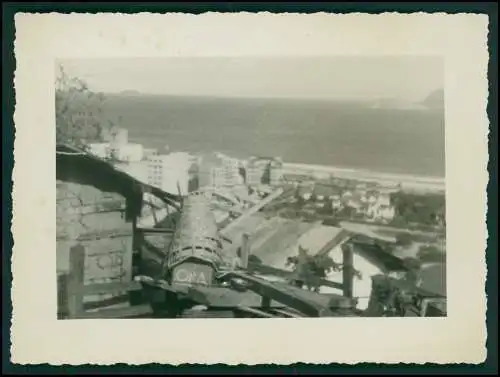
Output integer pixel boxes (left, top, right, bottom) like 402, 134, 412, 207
118, 90, 142, 96
106, 89, 445, 111
106, 91, 370, 103
368, 88, 444, 111
368, 98, 427, 110
421, 89, 445, 110
100, 89, 445, 177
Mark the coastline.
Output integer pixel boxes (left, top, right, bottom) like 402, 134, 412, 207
282, 162, 445, 193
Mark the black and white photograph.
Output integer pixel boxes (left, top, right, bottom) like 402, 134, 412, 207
55, 56, 447, 319
11, 11, 489, 365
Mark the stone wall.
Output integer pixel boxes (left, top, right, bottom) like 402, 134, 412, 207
56, 180, 134, 305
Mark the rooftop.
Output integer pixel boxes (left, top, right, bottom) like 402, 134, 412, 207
56, 144, 182, 207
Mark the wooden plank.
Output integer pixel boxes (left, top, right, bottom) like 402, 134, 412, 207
80, 280, 142, 296
67, 245, 85, 318
236, 306, 276, 318
315, 229, 351, 257
212, 202, 244, 215
271, 308, 305, 318
271, 281, 354, 309
220, 188, 285, 237
136, 227, 175, 235
220, 271, 333, 317
186, 286, 287, 308
57, 273, 69, 319
83, 294, 130, 311
247, 262, 344, 291
77, 304, 153, 319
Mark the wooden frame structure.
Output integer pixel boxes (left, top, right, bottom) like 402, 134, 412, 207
58, 245, 153, 319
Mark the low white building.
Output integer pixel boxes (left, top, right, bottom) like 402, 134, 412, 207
365, 202, 396, 223
87, 143, 112, 159
332, 198, 343, 210
342, 191, 353, 199
88, 127, 144, 163
378, 205, 396, 222
110, 143, 144, 162
377, 193, 392, 207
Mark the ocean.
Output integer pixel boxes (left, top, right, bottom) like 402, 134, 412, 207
102, 94, 445, 178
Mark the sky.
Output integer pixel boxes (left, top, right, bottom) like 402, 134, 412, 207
59, 56, 443, 102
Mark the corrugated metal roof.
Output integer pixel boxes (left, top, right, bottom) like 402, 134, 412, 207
56, 144, 183, 207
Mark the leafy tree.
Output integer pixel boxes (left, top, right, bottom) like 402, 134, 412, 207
55, 64, 117, 148
318, 199, 334, 215
390, 191, 446, 228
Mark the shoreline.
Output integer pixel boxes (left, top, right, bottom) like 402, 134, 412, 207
282, 162, 445, 192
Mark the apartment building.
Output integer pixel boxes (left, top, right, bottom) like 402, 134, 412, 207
147, 152, 193, 195
245, 156, 283, 187
114, 160, 149, 184
198, 153, 242, 189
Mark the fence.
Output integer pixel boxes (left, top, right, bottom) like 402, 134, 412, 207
58, 237, 356, 319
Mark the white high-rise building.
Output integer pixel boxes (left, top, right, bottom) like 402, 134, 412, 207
114, 160, 149, 184
146, 152, 193, 195
198, 153, 242, 189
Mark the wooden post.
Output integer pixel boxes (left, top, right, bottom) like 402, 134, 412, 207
240, 233, 250, 269
261, 295, 271, 310
67, 244, 85, 319
57, 273, 69, 319
364, 276, 385, 317
342, 244, 354, 299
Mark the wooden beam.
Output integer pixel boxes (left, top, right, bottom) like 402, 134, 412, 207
136, 227, 175, 234
315, 229, 351, 257
240, 233, 250, 269
342, 244, 354, 299
220, 187, 285, 237
236, 306, 276, 318
211, 202, 244, 215
219, 271, 333, 317
80, 280, 142, 296
77, 304, 153, 319
271, 308, 305, 318
83, 294, 131, 311
247, 262, 344, 291
67, 244, 85, 318
57, 273, 70, 319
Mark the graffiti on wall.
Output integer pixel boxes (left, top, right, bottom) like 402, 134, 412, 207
85, 249, 129, 283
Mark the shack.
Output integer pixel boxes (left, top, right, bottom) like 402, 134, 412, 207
56, 144, 181, 318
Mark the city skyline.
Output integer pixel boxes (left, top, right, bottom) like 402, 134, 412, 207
58, 56, 444, 103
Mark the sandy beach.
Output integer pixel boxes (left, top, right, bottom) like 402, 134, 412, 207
283, 162, 445, 193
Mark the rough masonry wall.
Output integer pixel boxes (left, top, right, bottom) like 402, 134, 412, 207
56, 180, 134, 305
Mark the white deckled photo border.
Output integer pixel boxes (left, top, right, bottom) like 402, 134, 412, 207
11, 12, 489, 365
